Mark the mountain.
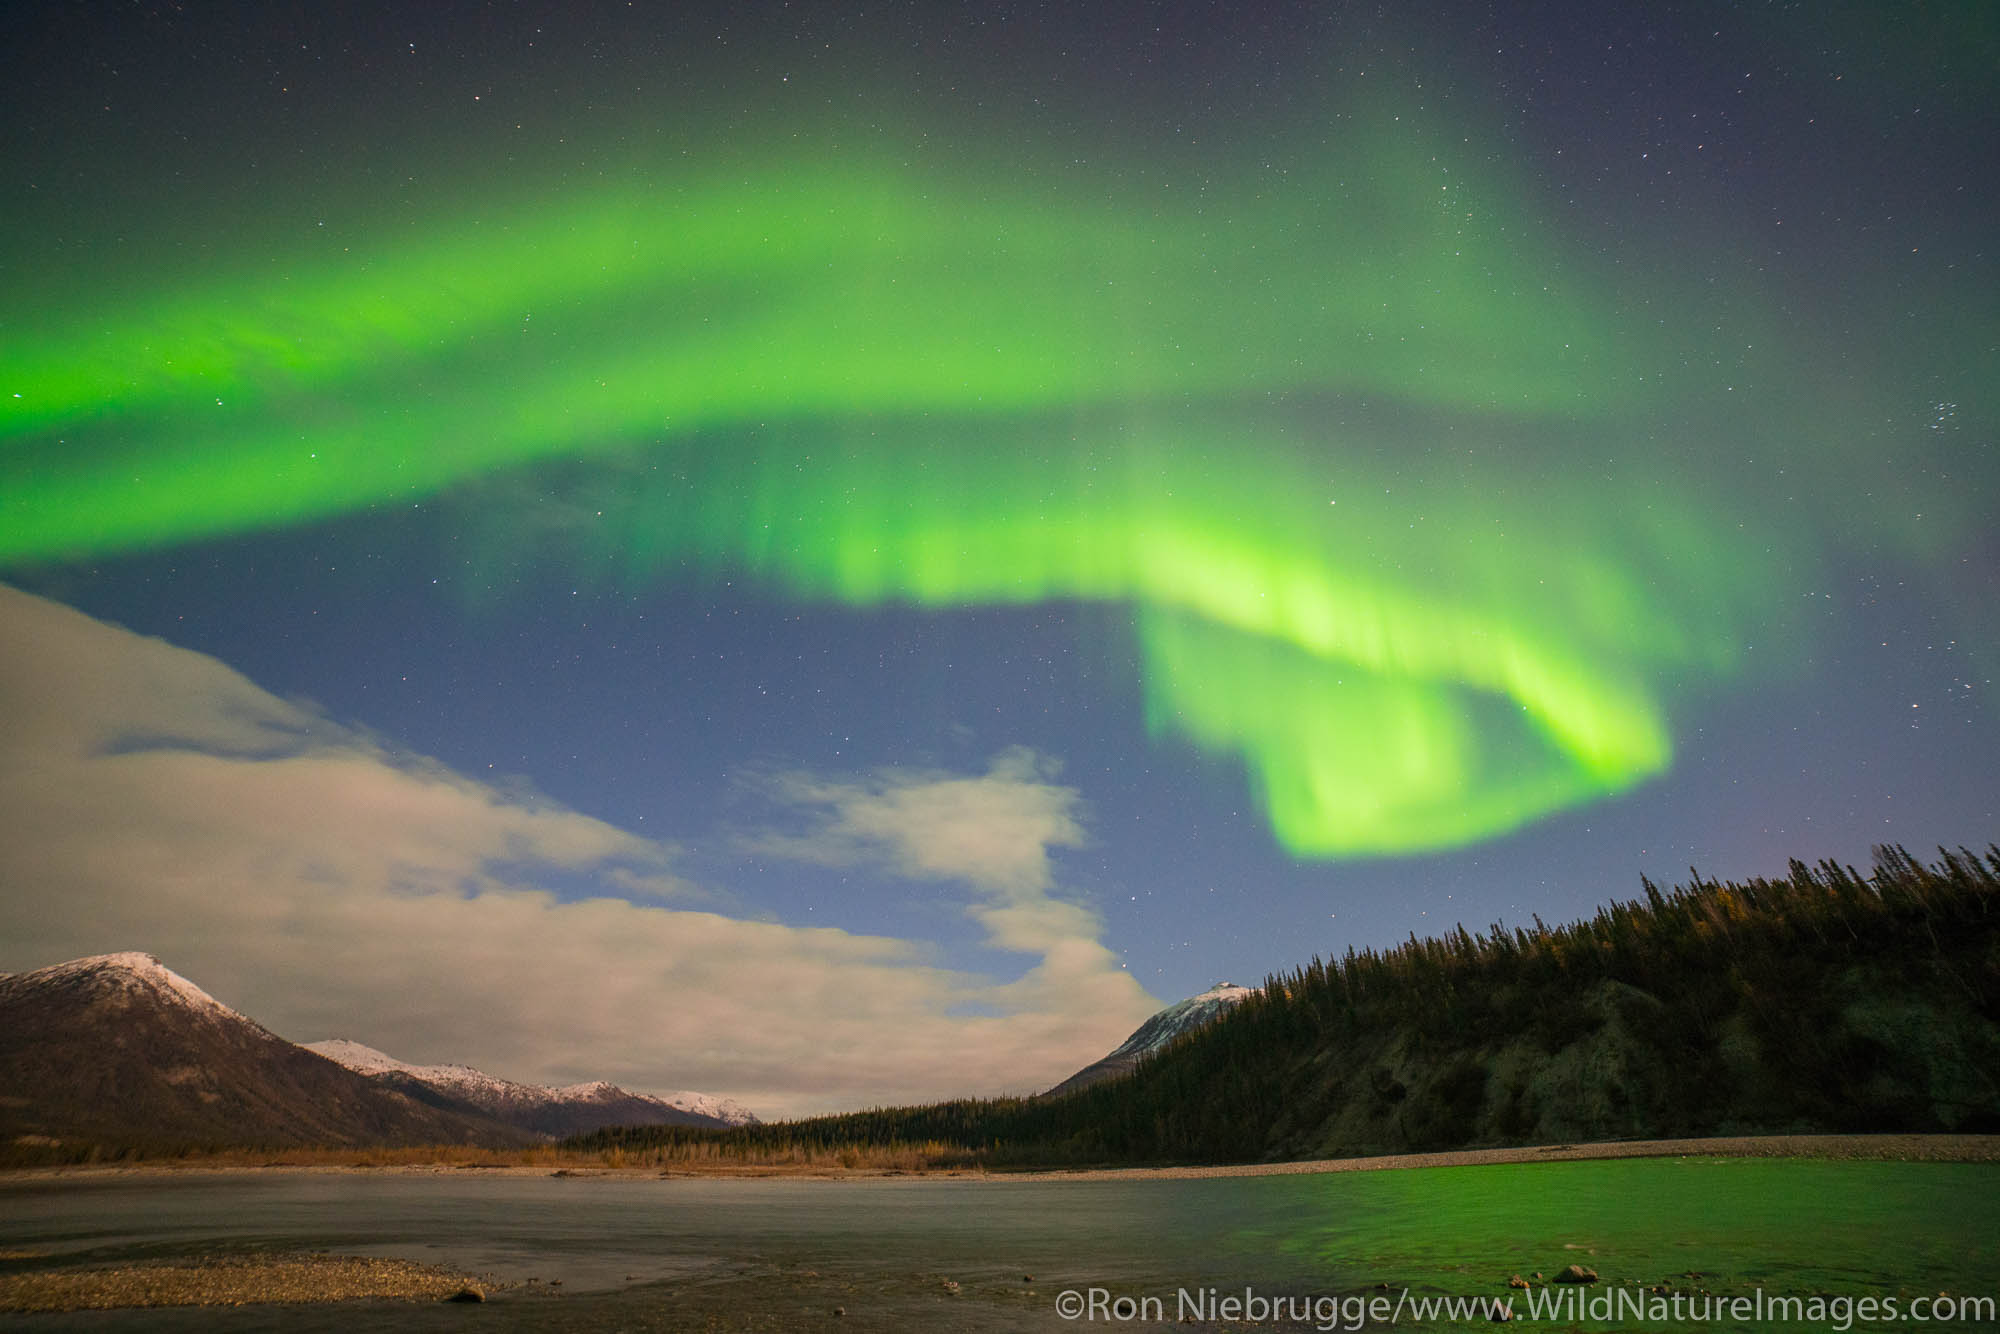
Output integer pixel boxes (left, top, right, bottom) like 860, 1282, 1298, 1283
1045, 982, 1257, 1096
0, 953, 533, 1153
306, 1039, 759, 1135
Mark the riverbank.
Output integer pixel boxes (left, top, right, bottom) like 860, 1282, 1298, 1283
5, 1132, 1994, 1184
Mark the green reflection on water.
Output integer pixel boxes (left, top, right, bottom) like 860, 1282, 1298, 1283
1216, 1158, 2000, 1329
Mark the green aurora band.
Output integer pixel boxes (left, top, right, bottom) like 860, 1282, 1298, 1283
1, 125, 1789, 856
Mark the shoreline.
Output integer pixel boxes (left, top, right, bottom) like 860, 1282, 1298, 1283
992, 1132, 2000, 1181
5, 1133, 1995, 1185
5, 1138, 1995, 1316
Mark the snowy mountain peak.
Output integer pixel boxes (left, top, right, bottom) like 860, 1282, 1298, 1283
658, 1091, 761, 1126
1106, 982, 1257, 1062
551, 1080, 619, 1098
1, 952, 754, 1147
0, 954, 541, 1151
0, 951, 242, 1025
1044, 980, 1260, 1096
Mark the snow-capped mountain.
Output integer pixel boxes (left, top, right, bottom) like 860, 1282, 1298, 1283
7, 950, 240, 1022
0, 952, 757, 1153
0, 953, 532, 1150
306, 1038, 758, 1134
1044, 982, 1258, 1096
656, 1089, 759, 1126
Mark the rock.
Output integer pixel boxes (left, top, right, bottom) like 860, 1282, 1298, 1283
443, 1286, 485, 1303
1554, 1265, 1598, 1284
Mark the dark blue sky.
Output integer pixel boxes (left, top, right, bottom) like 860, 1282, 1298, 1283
1, 0, 1993, 1113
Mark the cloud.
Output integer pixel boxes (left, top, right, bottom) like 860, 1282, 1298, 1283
744, 746, 1134, 1004
0, 587, 1159, 1118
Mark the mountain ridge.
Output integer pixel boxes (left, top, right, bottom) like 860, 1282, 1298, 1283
305, 1037, 758, 1134
0, 952, 755, 1156
0, 952, 534, 1153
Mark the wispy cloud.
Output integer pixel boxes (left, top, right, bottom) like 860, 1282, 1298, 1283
0, 587, 1158, 1118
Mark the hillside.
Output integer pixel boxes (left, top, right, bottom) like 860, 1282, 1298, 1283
575, 845, 2000, 1167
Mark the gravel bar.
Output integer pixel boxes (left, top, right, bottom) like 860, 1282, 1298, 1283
0, 1253, 484, 1313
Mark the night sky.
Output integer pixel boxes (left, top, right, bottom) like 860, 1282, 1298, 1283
2, 1, 1994, 1117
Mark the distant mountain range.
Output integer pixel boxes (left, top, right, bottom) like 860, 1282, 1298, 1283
0, 952, 754, 1155
306, 1038, 757, 1136
1045, 982, 1256, 1095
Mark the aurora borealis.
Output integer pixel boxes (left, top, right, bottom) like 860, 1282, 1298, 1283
3, 102, 1750, 856
1, 0, 1993, 1110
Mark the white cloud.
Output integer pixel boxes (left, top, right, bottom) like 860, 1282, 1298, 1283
755, 746, 1085, 892
0, 586, 1160, 1118
745, 746, 1107, 945
744, 746, 1136, 1009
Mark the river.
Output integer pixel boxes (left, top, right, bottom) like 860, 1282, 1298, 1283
3, 1157, 1997, 1330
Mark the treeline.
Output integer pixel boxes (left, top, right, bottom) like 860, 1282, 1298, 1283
573, 845, 2000, 1167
